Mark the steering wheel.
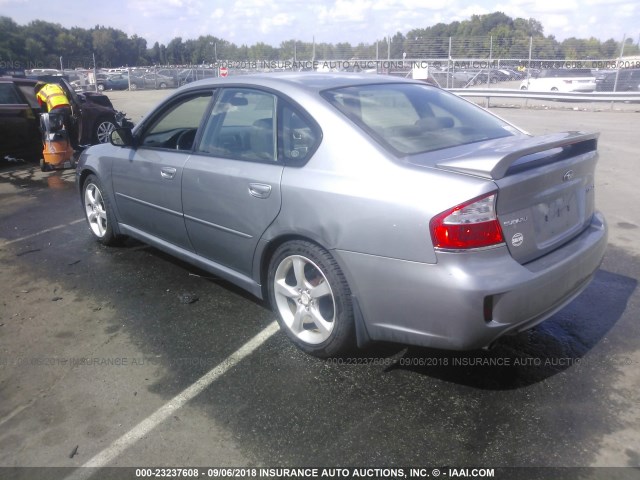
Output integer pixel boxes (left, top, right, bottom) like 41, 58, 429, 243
176, 129, 196, 150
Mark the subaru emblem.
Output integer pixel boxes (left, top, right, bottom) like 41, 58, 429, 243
563, 170, 574, 182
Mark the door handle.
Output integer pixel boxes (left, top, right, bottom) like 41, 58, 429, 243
160, 167, 177, 179
248, 183, 272, 199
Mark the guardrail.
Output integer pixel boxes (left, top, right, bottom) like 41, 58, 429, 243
448, 88, 640, 104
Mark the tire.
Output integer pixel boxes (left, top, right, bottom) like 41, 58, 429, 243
97, 83, 105, 92
94, 117, 117, 144
158, 82, 167, 89
40, 158, 51, 172
267, 240, 355, 357
551, 87, 559, 91
130, 83, 138, 91
82, 174, 124, 246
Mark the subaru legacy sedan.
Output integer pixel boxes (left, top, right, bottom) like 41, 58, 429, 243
76, 73, 607, 357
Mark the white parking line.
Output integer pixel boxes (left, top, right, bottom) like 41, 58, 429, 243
64, 320, 280, 480
0, 218, 85, 247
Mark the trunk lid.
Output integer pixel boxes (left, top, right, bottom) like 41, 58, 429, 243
432, 131, 599, 264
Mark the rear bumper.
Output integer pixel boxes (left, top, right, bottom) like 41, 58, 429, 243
334, 212, 607, 350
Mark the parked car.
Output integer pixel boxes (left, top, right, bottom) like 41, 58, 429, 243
595, 69, 640, 91
97, 73, 130, 91
500, 68, 525, 80
1, 76, 130, 161
130, 72, 177, 90
429, 69, 476, 87
520, 68, 596, 92
77, 73, 607, 357
178, 68, 217, 86
0, 67, 27, 77
471, 69, 511, 85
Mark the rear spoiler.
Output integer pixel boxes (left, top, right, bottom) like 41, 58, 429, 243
435, 131, 599, 180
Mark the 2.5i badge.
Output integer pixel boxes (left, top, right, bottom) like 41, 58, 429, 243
512, 233, 524, 247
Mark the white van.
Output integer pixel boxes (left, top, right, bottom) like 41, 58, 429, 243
520, 68, 596, 92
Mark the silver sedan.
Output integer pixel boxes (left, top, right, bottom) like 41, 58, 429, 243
76, 73, 607, 357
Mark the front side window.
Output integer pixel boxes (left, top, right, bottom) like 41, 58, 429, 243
140, 92, 212, 150
322, 83, 515, 156
197, 88, 277, 162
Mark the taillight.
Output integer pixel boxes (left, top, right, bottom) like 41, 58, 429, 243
430, 193, 504, 249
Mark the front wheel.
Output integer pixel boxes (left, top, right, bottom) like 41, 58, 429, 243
83, 174, 124, 246
94, 117, 117, 144
268, 240, 355, 357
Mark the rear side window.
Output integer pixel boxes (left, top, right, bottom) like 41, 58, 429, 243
280, 104, 320, 164
322, 83, 514, 156
197, 88, 277, 162
0, 83, 23, 104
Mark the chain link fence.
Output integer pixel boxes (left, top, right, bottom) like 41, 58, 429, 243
26, 35, 639, 92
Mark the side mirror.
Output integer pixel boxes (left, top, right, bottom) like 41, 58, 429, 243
110, 127, 135, 147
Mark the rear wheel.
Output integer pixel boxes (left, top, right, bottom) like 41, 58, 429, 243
268, 240, 355, 357
82, 174, 124, 246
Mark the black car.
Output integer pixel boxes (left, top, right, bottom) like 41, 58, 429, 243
595, 69, 640, 91
0, 76, 42, 161
1, 76, 131, 161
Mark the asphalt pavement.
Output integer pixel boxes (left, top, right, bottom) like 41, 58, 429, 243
0, 90, 639, 480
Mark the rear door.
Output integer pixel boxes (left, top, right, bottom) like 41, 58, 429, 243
182, 87, 284, 276
0, 82, 40, 158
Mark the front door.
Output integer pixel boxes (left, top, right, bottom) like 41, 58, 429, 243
111, 90, 213, 250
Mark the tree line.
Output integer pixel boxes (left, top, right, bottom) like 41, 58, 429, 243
1, 12, 638, 70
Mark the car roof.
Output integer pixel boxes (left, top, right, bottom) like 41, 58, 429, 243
181, 72, 417, 95
0, 76, 37, 86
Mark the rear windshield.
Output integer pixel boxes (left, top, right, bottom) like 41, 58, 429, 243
322, 83, 516, 156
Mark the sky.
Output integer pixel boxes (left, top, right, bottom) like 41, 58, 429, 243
1, 0, 638, 47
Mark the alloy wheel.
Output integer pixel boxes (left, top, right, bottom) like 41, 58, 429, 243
272, 254, 336, 345
84, 183, 107, 238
